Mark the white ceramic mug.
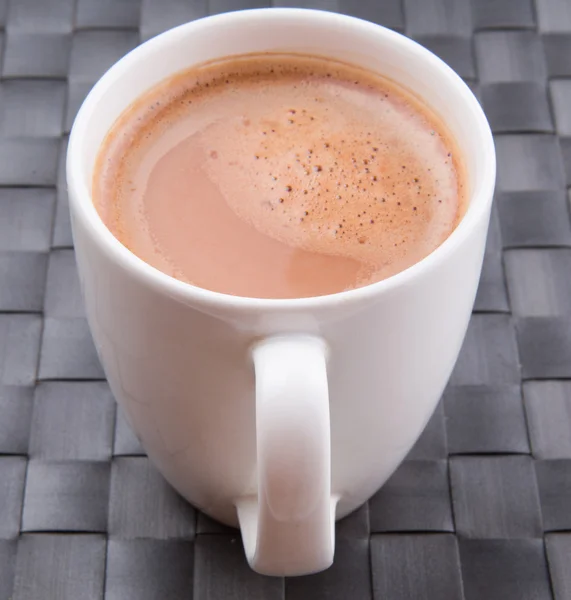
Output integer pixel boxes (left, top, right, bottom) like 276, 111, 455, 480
67, 8, 495, 577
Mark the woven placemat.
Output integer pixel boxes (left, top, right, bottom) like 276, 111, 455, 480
1, 0, 571, 598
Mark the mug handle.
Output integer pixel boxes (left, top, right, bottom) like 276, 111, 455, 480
235, 334, 336, 576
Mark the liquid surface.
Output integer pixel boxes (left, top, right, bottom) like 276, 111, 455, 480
94, 53, 466, 298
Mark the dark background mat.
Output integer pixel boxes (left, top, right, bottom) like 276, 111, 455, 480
1, 0, 571, 598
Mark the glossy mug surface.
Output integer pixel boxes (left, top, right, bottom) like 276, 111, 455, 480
67, 8, 495, 576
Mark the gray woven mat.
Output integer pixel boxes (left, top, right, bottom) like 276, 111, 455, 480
1, 0, 571, 598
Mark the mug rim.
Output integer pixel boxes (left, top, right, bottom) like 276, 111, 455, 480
67, 7, 496, 312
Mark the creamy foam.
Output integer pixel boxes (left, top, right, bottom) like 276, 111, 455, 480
94, 53, 466, 298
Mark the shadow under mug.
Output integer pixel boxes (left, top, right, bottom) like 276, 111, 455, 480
67, 8, 495, 576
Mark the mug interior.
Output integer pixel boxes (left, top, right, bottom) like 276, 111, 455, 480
68, 8, 495, 306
